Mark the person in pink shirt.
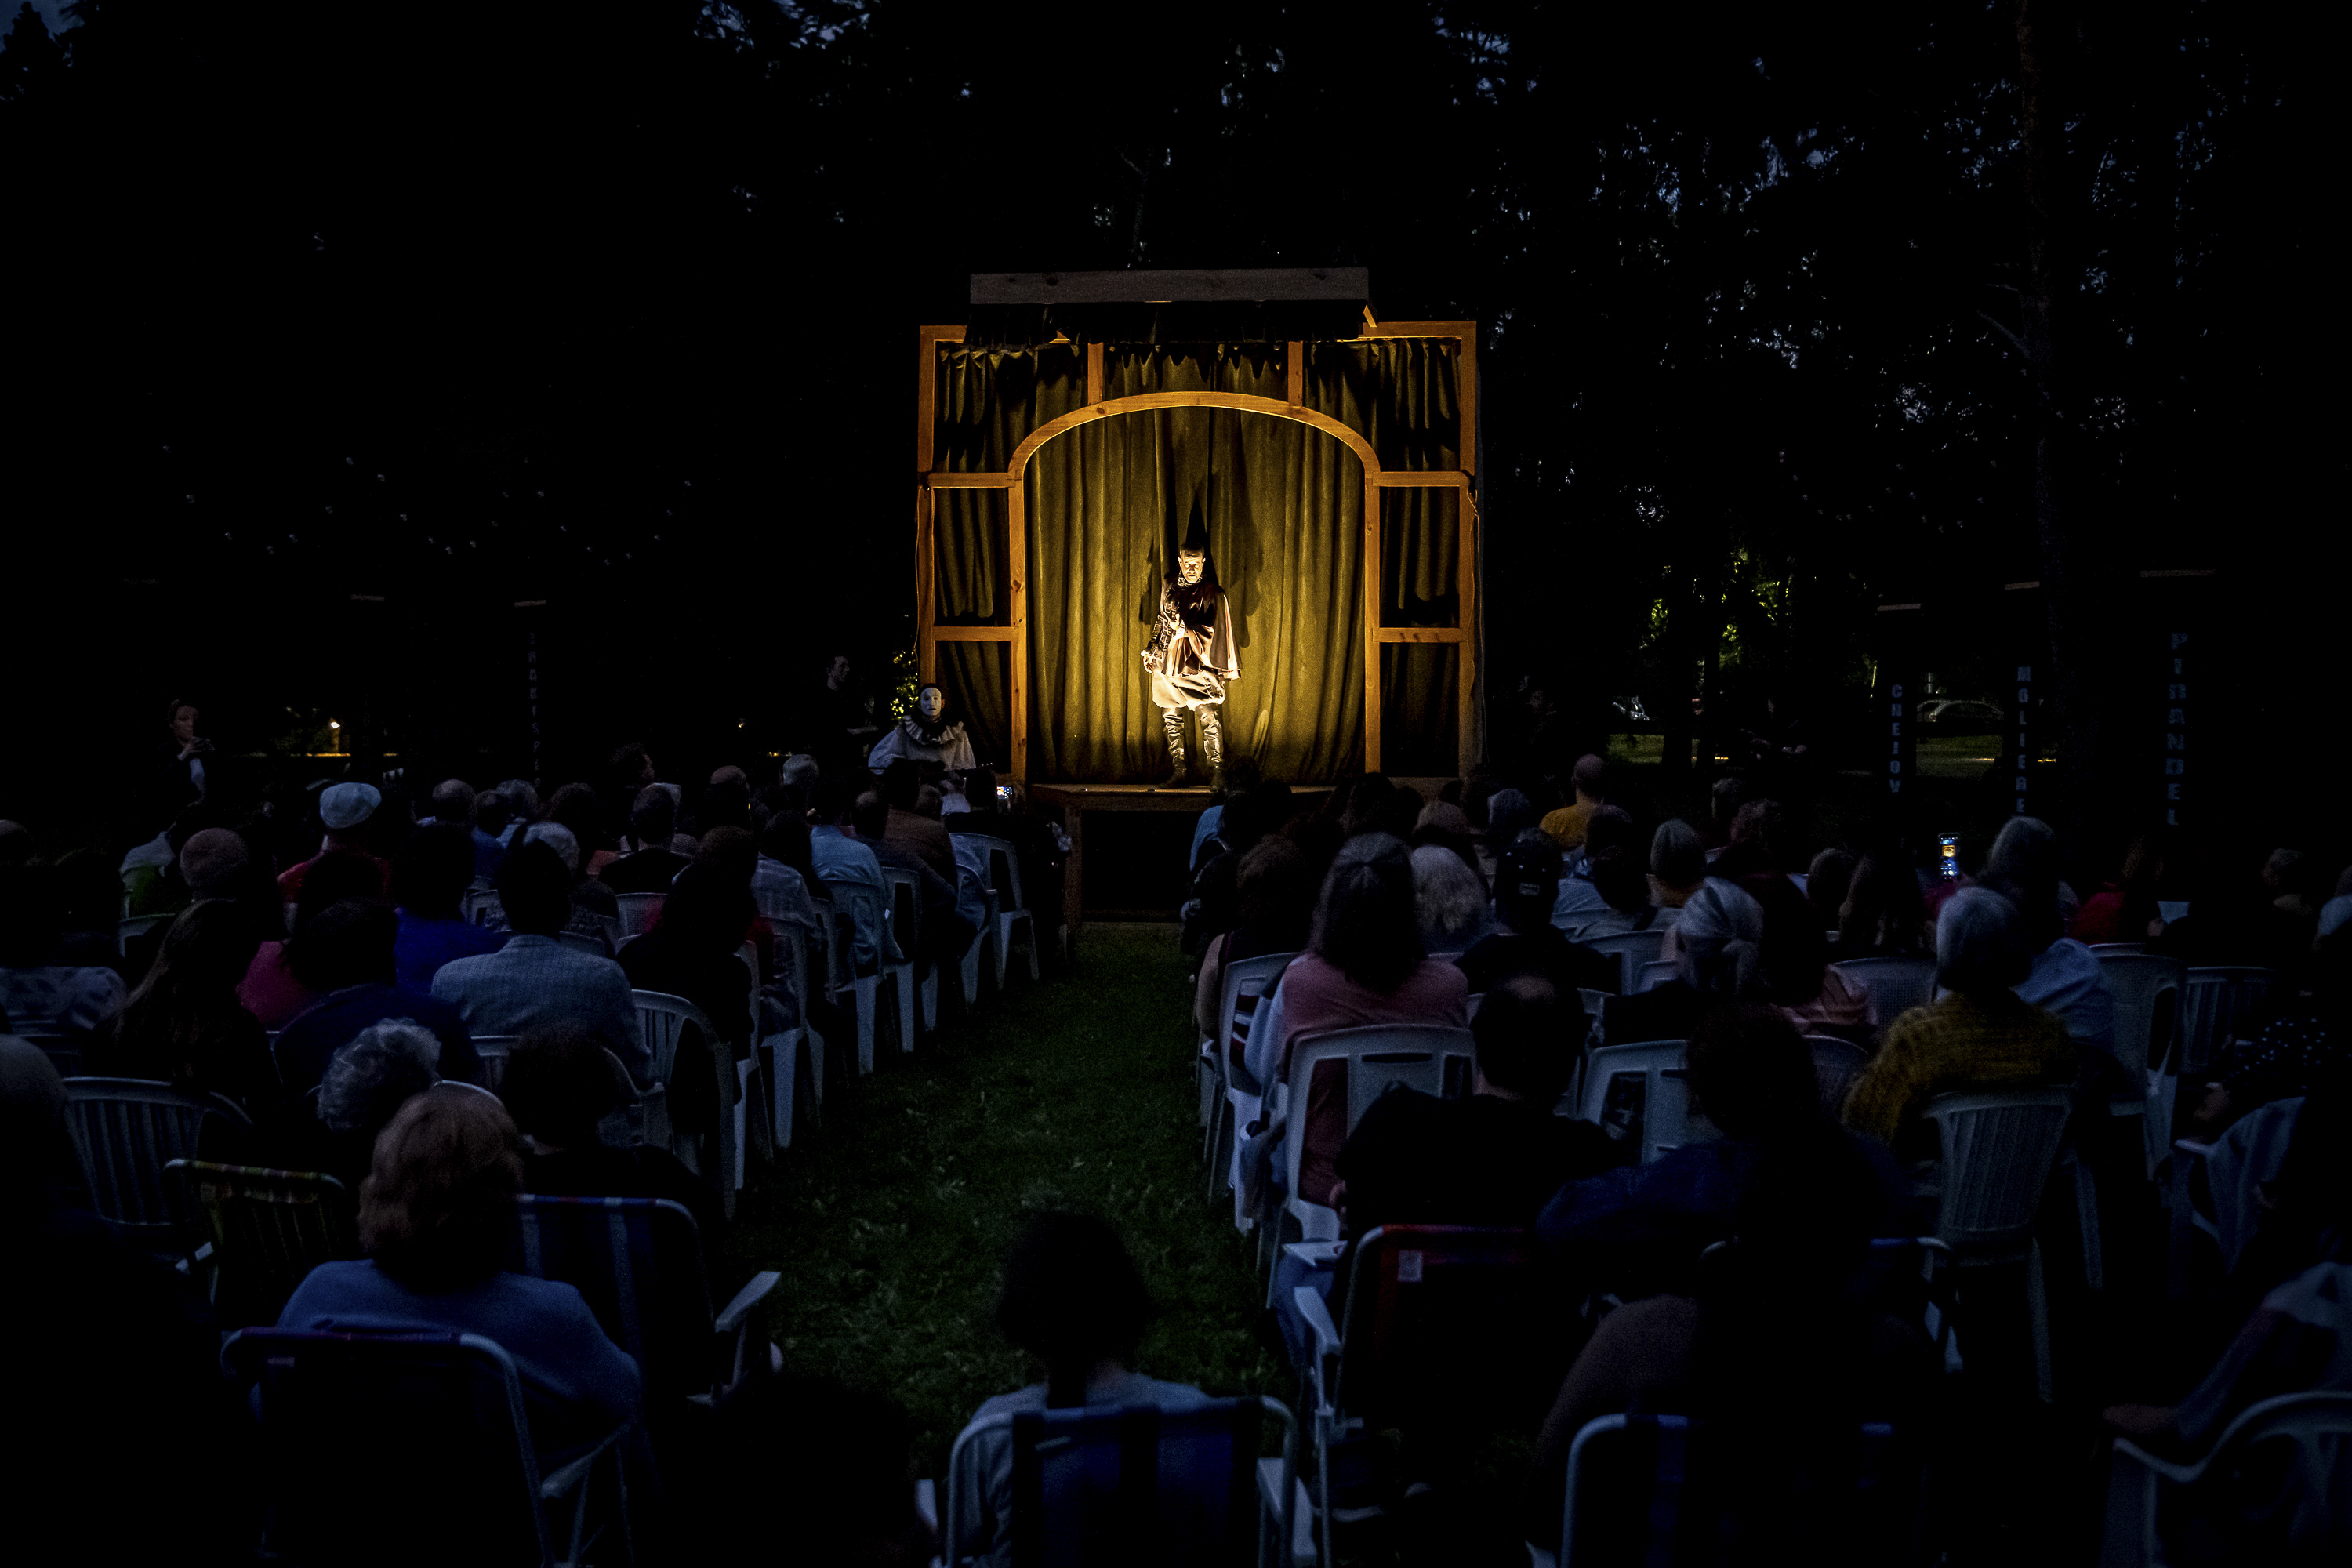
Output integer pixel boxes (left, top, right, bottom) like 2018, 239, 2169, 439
1269, 832, 1470, 1209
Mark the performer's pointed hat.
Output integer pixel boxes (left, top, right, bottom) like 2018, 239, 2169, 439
1181, 502, 1209, 554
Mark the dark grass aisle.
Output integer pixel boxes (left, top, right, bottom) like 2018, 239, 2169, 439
714, 923, 1285, 1475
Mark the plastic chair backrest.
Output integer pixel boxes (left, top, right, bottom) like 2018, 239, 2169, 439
963, 833, 1025, 912
61, 1077, 252, 1237
829, 883, 890, 973
470, 1036, 519, 1094
2180, 967, 2276, 1077
1573, 1040, 1704, 1161
1922, 1087, 2073, 1257
20, 1031, 80, 1077
630, 990, 712, 1089
1560, 1413, 1914, 1568
1584, 928, 1668, 994
880, 866, 922, 956
167, 1160, 357, 1327
1804, 1036, 1870, 1115
222, 1328, 553, 1566
945, 1396, 1292, 1568
764, 922, 813, 1013
469, 891, 506, 930
1214, 949, 1297, 1094
2096, 953, 2187, 1079
117, 912, 174, 953
1281, 1027, 1475, 1228
511, 1195, 717, 1401
1633, 959, 1677, 995
1334, 1225, 1540, 1426
1828, 956, 1937, 1032
2205, 1096, 2303, 1273
613, 892, 665, 938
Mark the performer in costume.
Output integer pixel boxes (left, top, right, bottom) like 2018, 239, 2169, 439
868, 683, 977, 772
1140, 521, 1239, 788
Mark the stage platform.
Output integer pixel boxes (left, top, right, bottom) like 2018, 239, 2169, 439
1027, 782, 1337, 925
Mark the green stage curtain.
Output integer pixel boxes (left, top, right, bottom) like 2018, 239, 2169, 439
931, 338, 1459, 783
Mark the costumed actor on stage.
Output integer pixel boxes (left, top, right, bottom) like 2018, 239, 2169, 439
1141, 517, 1239, 789
868, 683, 976, 772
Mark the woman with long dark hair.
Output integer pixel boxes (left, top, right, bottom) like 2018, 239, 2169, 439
90, 898, 278, 1114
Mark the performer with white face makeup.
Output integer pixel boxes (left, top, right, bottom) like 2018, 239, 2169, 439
1141, 517, 1240, 788
867, 681, 977, 771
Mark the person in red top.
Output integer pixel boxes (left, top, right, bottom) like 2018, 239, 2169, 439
276, 782, 392, 902
1269, 831, 1470, 1209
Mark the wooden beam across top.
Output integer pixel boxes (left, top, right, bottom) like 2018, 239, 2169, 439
971, 267, 1370, 306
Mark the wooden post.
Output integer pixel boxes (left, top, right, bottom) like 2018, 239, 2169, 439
1363, 475, 1381, 771
1287, 340, 1305, 408
1008, 476, 1029, 781
1457, 492, 1478, 779
915, 327, 961, 693
1086, 340, 1105, 406
915, 486, 936, 683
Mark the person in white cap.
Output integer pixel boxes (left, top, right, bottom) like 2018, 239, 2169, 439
276, 781, 390, 902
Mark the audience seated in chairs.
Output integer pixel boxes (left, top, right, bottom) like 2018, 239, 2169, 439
618, 860, 756, 1147
1457, 832, 1619, 1000
1539, 1003, 1920, 1319
1839, 842, 1933, 959
547, 779, 622, 883
0, 859, 127, 1039
124, 825, 256, 982
1412, 842, 1494, 954
88, 898, 281, 1120
256, 1018, 442, 1191
1193, 835, 1317, 1047
601, 784, 693, 895
1540, 753, 1611, 854
499, 1022, 719, 1241
1559, 845, 1665, 945
1, 1034, 236, 1559
949, 1213, 1211, 1565
1528, 1007, 1938, 1556
877, 759, 958, 887
277, 781, 391, 902
1248, 832, 1470, 1212
1552, 804, 1639, 933
1747, 864, 1873, 1047
1186, 779, 1293, 958
238, 848, 387, 1030
751, 811, 822, 937
1841, 887, 2077, 1161
390, 822, 507, 993
517, 818, 618, 951
855, 790, 975, 970
1978, 815, 2118, 1058
432, 842, 648, 1086
2189, 929, 2349, 1142
274, 898, 483, 1096
1410, 799, 1483, 882
275, 1087, 644, 1466
1334, 975, 1621, 1236
949, 766, 1069, 944
808, 775, 887, 975
1649, 819, 1708, 917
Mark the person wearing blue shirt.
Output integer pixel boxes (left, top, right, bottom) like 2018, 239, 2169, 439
390, 822, 506, 994
808, 775, 887, 975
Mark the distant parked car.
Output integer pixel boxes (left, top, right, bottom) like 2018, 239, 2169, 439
1917, 699, 2006, 726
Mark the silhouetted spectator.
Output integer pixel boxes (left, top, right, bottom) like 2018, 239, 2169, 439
1458, 832, 1619, 1000
432, 843, 644, 1083
89, 899, 278, 1116
390, 822, 506, 993
601, 785, 693, 895
276, 898, 481, 1096
237, 849, 383, 1029
0, 862, 125, 1040
277, 782, 390, 902
1412, 842, 1494, 953
501, 1023, 717, 1241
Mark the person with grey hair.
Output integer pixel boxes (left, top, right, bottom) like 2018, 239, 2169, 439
1650, 819, 1706, 916
260, 1018, 442, 1189
1410, 843, 1494, 953
523, 820, 620, 949
1842, 887, 2075, 1156
1979, 815, 2114, 1057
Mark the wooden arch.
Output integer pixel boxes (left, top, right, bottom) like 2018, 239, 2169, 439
916, 330, 1477, 781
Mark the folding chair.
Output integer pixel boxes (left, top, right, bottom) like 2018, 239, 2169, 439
1570, 1040, 1706, 1163
614, 891, 665, 938
1290, 1226, 1540, 1568
61, 1077, 252, 1253
166, 1160, 358, 1327
879, 866, 937, 1044
624, 992, 706, 1195
117, 911, 175, 954
511, 1196, 779, 1409
1828, 956, 1936, 1038
1632, 959, 1677, 995
1803, 1036, 1871, 1116
1259, 1026, 1476, 1254
471, 1036, 520, 1094
2097, 952, 2185, 1175
1202, 950, 1299, 1202
2165, 967, 2276, 1144
961, 833, 1040, 985
223, 1327, 633, 1568
758, 921, 819, 1151
1584, 929, 1667, 996
1554, 1413, 1922, 1568
942, 1396, 1298, 1568
2103, 1392, 2352, 1566
1919, 1087, 2074, 1402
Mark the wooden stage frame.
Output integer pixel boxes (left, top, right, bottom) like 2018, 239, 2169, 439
914, 316, 1480, 782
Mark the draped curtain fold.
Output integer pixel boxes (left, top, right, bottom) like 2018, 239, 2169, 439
930, 338, 1460, 783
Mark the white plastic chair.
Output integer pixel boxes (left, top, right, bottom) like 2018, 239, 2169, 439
630, 990, 735, 1219
1569, 1039, 1706, 1162
116, 912, 174, 955
818, 887, 887, 1076
470, 1036, 519, 1094
2097, 952, 2186, 1174
613, 892, 665, 938
878, 866, 936, 1045
465, 891, 506, 931
1202, 950, 1298, 1204
2167, 1095, 2303, 1301
1263, 1025, 1475, 1251
1584, 928, 1667, 995
1632, 958, 1677, 994
758, 922, 818, 1152
1802, 1036, 1870, 1116
2103, 1392, 2352, 1566
1829, 956, 1937, 1037
2176, 965, 2275, 1082
960, 833, 1039, 986
953, 861, 999, 1010
1920, 1087, 2074, 1402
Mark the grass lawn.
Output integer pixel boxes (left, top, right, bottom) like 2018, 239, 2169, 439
713, 924, 1286, 1479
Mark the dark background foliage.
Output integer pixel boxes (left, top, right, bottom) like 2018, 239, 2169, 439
2, 0, 2335, 844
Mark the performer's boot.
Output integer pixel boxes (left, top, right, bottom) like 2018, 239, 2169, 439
1160, 709, 1188, 786
1199, 709, 1226, 794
